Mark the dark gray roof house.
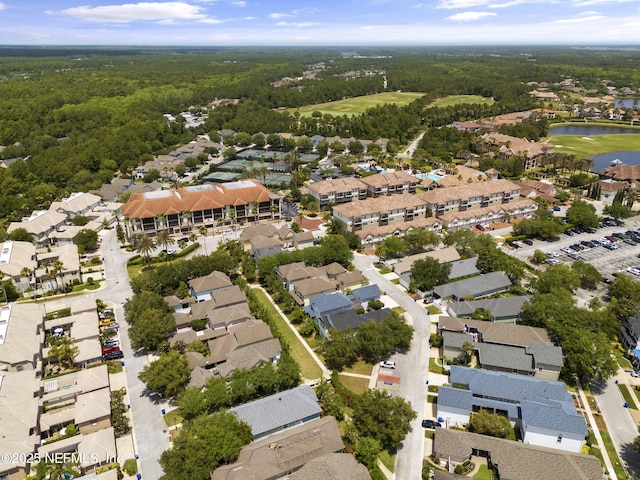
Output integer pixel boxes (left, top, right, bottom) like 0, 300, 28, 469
433, 271, 512, 301
230, 385, 322, 440
352, 284, 381, 304
446, 295, 531, 322
327, 308, 392, 334
446, 257, 480, 280
305, 292, 353, 319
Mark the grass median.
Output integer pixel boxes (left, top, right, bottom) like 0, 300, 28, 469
251, 288, 323, 380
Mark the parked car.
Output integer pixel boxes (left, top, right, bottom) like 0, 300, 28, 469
380, 361, 396, 369
544, 259, 560, 266
624, 238, 638, 246
103, 339, 119, 348
102, 323, 119, 331
548, 251, 559, 258
421, 419, 442, 429
568, 252, 581, 260
632, 371, 640, 378
102, 346, 121, 355
601, 277, 614, 285
103, 351, 124, 361
627, 267, 640, 276
523, 239, 534, 246
98, 318, 115, 327
475, 224, 485, 231
564, 229, 574, 236
560, 247, 573, 254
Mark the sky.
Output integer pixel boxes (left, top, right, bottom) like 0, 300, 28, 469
0, 0, 639, 46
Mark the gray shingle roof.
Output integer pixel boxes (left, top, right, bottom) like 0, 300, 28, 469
447, 257, 480, 280
433, 272, 511, 300
526, 341, 564, 368
433, 428, 602, 480
476, 343, 534, 372
352, 284, 381, 303
447, 295, 531, 319
307, 292, 352, 316
230, 385, 321, 438
521, 399, 588, 436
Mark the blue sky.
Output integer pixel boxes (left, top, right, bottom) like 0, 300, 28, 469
1, 0, 639, 46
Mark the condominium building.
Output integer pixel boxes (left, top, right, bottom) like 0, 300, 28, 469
359, 171, 418, 197
307, 177, 368, 210
332, 194, 429, 232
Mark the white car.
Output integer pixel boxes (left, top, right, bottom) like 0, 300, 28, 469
548, 251, 559, 258
560, 247, 573, 254
380, 361, 396, 369
627, 267, 640, 276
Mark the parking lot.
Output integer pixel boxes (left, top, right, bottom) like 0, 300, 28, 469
506, 215, 640, 280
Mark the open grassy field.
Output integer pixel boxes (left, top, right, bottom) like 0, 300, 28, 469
546, 129, 640, 160
250, 288, 323, 380
338, 374, 369, 394
428, 95, 494, 108
291, 92, 425, 117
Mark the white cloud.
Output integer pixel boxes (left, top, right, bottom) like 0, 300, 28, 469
572, 0, 634, 5
199, 17, 224, 24
552, 13, 606, 22
59, 2, 208, 23
232, 1, 246, 6
438, 0, 490, 9
276, 21, 319, 27
362, 25, 377, 30
447, 11, 497, 20
0, 3, 6, 11
268, 12, 293, 19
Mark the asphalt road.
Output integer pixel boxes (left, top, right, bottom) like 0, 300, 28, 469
96, 229, 171, 480
592, 379, 640, 479
353, 253, 430, 480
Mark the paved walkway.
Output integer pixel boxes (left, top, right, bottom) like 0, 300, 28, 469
577, 381, 618, 480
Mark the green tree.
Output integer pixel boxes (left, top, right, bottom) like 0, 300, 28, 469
156, 229, 175, 254
314, 378, 345, 421
604, 201, 633, 219
410, 257, 451, 291
443, 229, 476, 256
47, 336, 79, 369
607, 273, 640, 322
531, 249, 548, 264
73, 228, 98, 254
355, 436, 382, 470
403, 228, 440, 252
565, 199, 598, 228
533, 264, 580, 294
352, 389, 416, 451
124, 291, 172, 324
471, 308, 493, 321
134, 233, 156, 263
468, 410, 512, 439
323, 327, 359, 371
111, 389, 131, 437
139, 350, 190, 398
128, 307, 176, 350
8, 227, 34, 242
571, 260, 601, 289
375, 236, 406, 259
159, 411, 252, 480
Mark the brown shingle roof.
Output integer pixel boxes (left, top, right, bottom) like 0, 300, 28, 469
307, 177, 367, 195
333, 193, 426, 218
188, 271, 233, 294
438, 315, 550, 347
417, 179, 520, 205
359, 171, 417, 188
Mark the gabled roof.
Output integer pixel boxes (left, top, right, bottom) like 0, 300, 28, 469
359, 171, 417, 188
433, 428, 602, 480
230, 385, 321, 438
308, 292, 353, 316
329, 308, 391, 331
211, 417, 345, 480
447, 257, 480, 280
75, 387, 111, 424
352, 284, 380, 303
433, 271, 511, 300
188, 270, 233, 294
438, 315, 549, 347
446, 296, 531, 320
289, 453, 371, 480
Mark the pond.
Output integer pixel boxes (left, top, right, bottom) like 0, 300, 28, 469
615, 98, 640, 108
590, 151, 640, 171
549, 125, 640, 136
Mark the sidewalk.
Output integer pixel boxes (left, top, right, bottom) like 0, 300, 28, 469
576, 381, 618, 480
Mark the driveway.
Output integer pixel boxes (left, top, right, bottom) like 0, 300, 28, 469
353, 253, 430, 480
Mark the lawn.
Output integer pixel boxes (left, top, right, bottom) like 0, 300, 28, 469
428, 95, 494, 108
429, 357, 446, 374
599, 429, 628, 480
163, 409, 183, 427
617, 383, 636, 408
291, 92, 426, 117
251, 288, 323, 380
425, 305, 442, 315
343, 359, 373, 376
474, 464, 496, 479
338, 374, 369, 394
379, 450, 396, 472
546, 129, 640, 160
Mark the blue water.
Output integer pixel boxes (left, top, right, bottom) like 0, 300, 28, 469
615, 99, 640, 108
415, 172, 444, 181
590, 151, 640, 171
550, 125, 640, 135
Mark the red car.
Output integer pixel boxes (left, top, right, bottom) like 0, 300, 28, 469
605, 235, 617, 243
475, 224, 485, 231
102, 346, 121, 355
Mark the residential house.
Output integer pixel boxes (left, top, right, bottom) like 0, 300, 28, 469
276, 262, 322, 290
307, 177, 368, 210
333, 194, 429, 232
596, 179, 630, 204
50, 192, 102, 218
437, 199, 538, 231
437, 366, 587, 452
292, 231, 315, 249
216, 338, 282, 377
189, 271, 233, 302
211, 417, 346, 480
359, 171, 418, 197
230, 385, 322, 440
7, 210, 67, 246
436, 165, 488, 188
327, 308, 392, 336
336, 270, 364, 290
251, 235, 284, 261
0, 240, 37, 292
352, 284, 381, 305
304, 293, 353, 336
620, 313, 640, 371
291, 277, 337, 306
120, 180, 281, 236
433, 428, 603, 480
446, 295, 532, 322
289, 453, 371, 480
432, 271, 512, 301
35, 244, 82, 291
240, 224, 279, 250
90, 178, 134, 202
355, 217, 441, 246
481, 133, 554, 170
0, 303, 43, 372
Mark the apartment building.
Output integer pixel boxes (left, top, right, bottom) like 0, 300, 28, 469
332, 194, 428, 232
307, 177, 368, 210
359, 171, 418, 197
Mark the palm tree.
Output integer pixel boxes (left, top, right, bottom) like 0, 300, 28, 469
135, 234, 156, 264
156, 230, 174, 255
51, 260, 65, 293
47, 336, 79, 370
199, 225, 208, 255
250, 201, 259, 224
270, 203, 279, 220
26, 459, 80, 480
626, 189, 639, 209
